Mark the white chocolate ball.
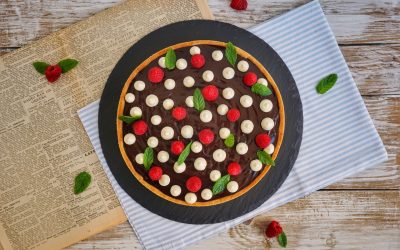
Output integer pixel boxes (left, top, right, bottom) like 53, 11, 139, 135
135, 153, 144, 164
161, 126, 174, 140
258, 78, 268, 86
227, 181, 239, 193
174, 162, 186, 173
222, 87, 235, 100
210, 170, 221, 182
264, 144, 275, 154
157, 150, 169, 163
147, 136, 158, 148
185, 96, 194, 107
185, 193, 197, 204
240, 95, 253, 108
194, 157, 207, 171
134, 80, 145, 91
151, 115, 162, 125
213, 149, 226, 162
201, 189, 213, 200
202, 70, 214, 82
219, 127, 230, 139
183, 76, 195, 88
170, 185, 181, 197
250, 159, 263, 171
260, 99, 273, 112
200, 110, 212, 123
164, 78, 176, 90
236, 142, 249, 155
222, 67, 235, 79
159, 174, 170, 186
241, 120, 254, 134
261, 117, 275, 130
217, 104, 229, 115
212, 50, 223, 61
158, 57, 166, 68
176, 58, 187, 70
125, 93, 135, 103
146, 94, 159, 107
191, 141, 203, 153
130, 106, 142, 117
237, 60, 249, 72
124, 133, 136, 145
190, 46, 201, 55
162, 98, 174, 110
181, 125, 194, 139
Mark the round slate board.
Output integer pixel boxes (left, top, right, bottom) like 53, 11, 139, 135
99, 20, 303, 224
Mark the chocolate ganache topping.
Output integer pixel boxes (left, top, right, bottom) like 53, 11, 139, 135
119, 42, 282, 205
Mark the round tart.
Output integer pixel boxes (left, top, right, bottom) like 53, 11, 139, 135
117, 40, 284, 206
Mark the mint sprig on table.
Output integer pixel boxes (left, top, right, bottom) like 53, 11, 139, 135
257, 150, 275, 166
278, 231, 287, 248
212, 174, 231, 195
32, 62, 50, 74
224, 134, 235, 148
118, 115, 141, 124
225, 42, 237, 66
143, 147, 154, 170
177, 141, 193, 165
251, 83, 272, 96
74, 171, 91, 194
58, 59, 79, 73
165, 48, 177, 70
193, 88, 205, 112
316, 73, 338, 94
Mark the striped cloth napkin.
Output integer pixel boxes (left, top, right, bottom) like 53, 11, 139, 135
78, 1, 387, 249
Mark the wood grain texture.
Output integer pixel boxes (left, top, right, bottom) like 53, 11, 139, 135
0, 0, 400, 47
67, 191, 400, 249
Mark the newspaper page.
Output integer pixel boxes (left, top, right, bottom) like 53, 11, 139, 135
0, 0, 213, 249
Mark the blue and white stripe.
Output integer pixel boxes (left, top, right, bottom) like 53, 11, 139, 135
78, 1, 387, 249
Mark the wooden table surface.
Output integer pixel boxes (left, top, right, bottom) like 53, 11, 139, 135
1, 0, 399, 249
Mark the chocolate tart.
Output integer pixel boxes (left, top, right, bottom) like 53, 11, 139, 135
116, 40, 285, 206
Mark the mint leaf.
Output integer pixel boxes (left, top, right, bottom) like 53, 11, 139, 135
251, 83, 272, 96
74, 171, 91, 194
118, 115, 141, 124
143, 147, 154, 171
193, 88, 205, 112
316, 73, 338, 94
32, 61, 50, 74
212, 174, 231, 195
177, 141, 193, 165
277, 232, 287, 248
224, 134, 235, 148
257, 150, 275, 166
165, 48, 176, 70
57, 59, 79, 73
225, 42, 237, 66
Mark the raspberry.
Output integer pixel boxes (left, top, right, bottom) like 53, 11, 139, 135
243, 72, 257, 86
255, 133, 271, 148
147, 66, 164, 83
191, 54, 205, 69
265, 220, 283, 238
227, 109, 240, 122
148, 166, 163, 181
227, 162, 242, 176
172, 106, 187, 121
132, 120, 148, 135
45, 65, 62, 83
198, 129, 214, 145
171, 140, 185, 155
202, 85, 219, 101
230, 0, 248, 11
186, 176, 202, 192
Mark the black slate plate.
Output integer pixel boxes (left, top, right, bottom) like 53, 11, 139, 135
99, 20, 303, 224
